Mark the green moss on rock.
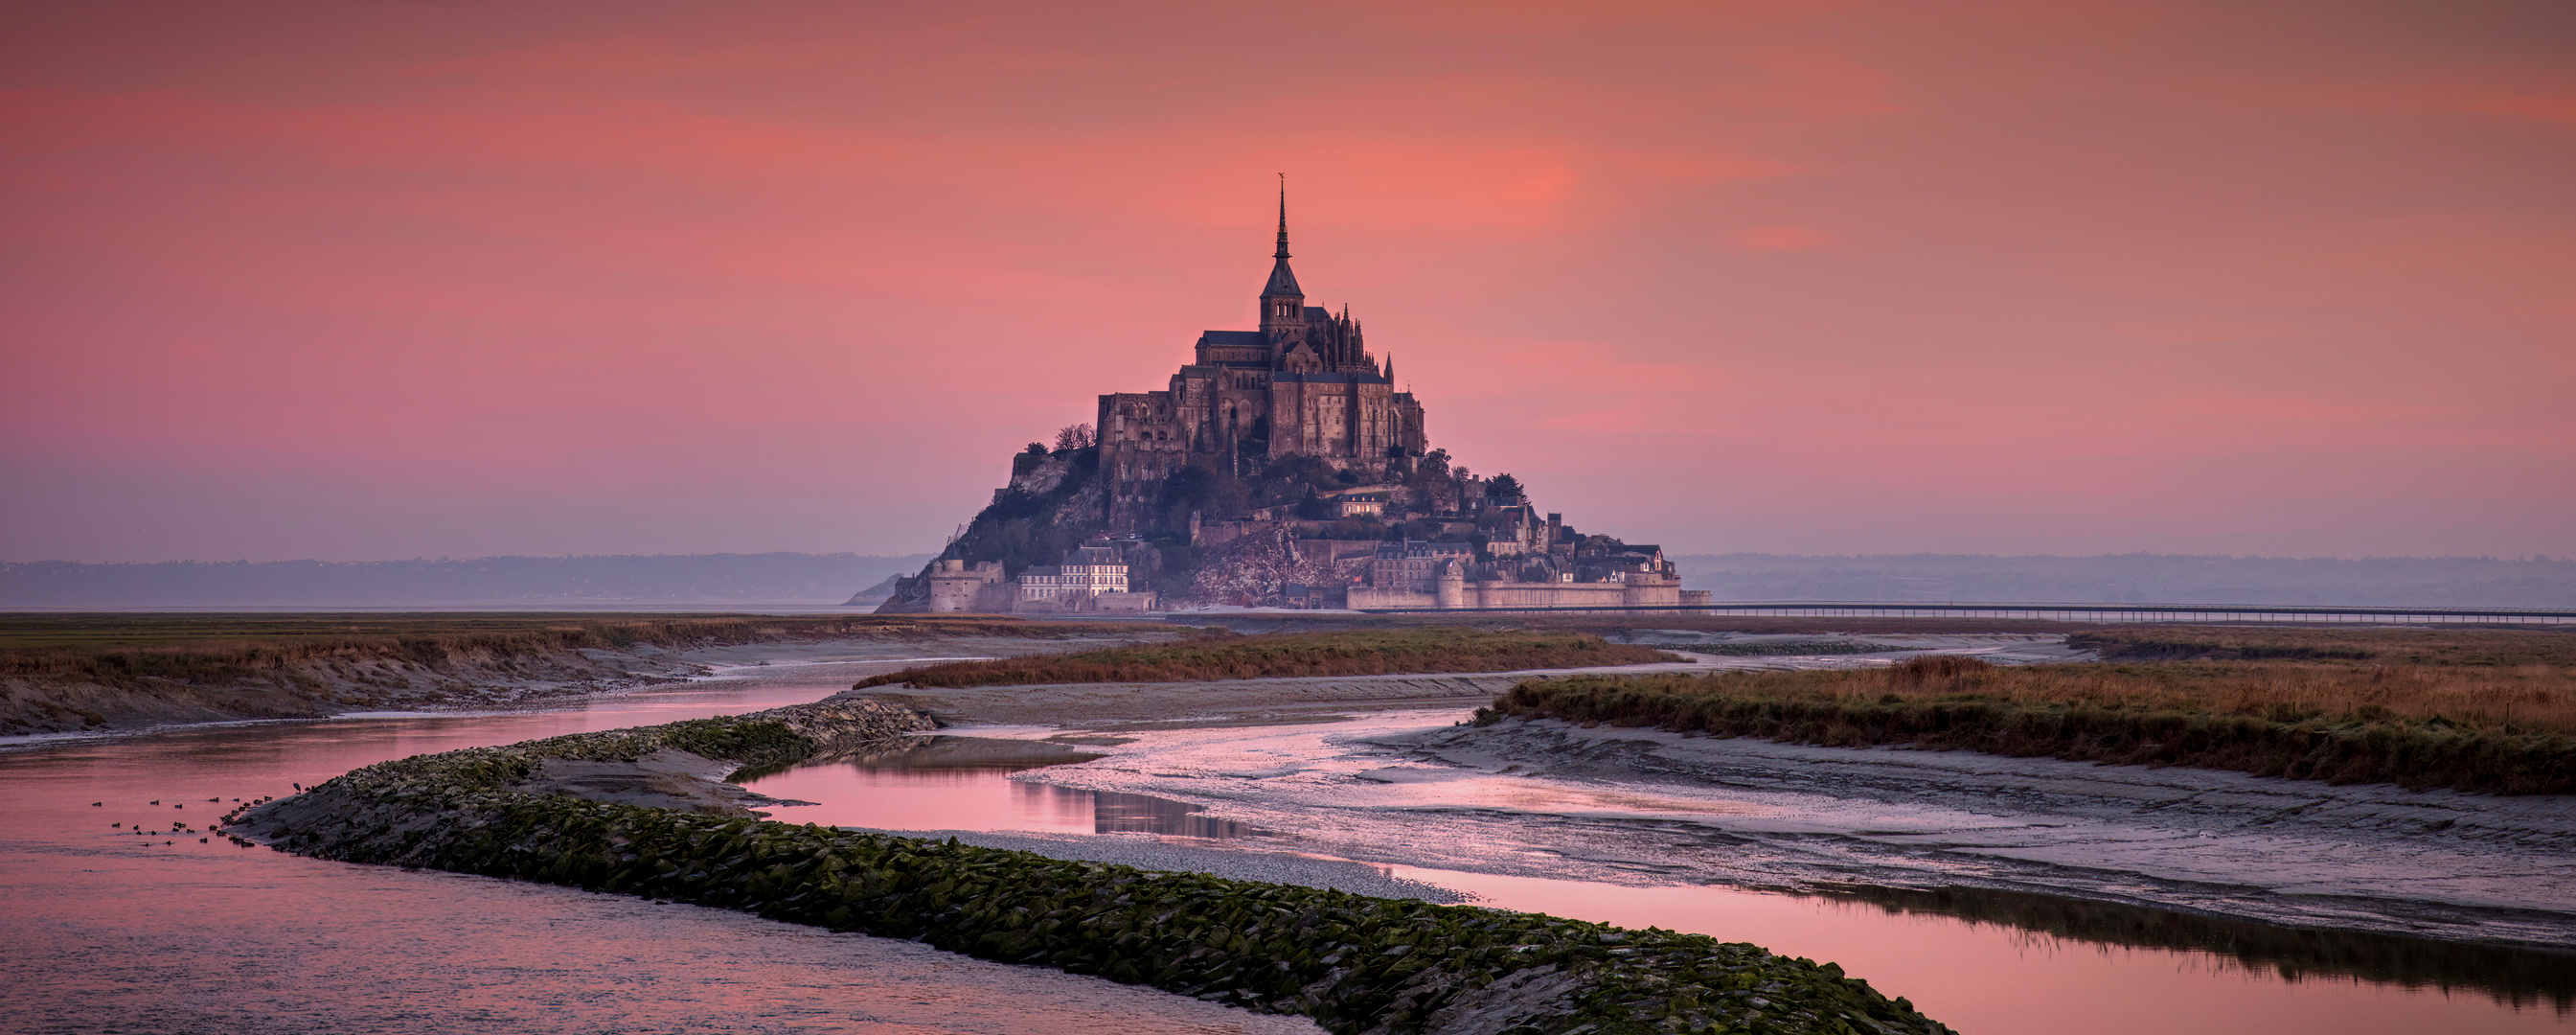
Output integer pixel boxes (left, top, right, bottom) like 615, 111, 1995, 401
237, 707, 1952, 1035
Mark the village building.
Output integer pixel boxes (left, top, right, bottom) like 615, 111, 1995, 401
1015, 545, 1129, 605
1010, 544, 1157, 613
1368, 540, 1477, 593
1334, 491, 1387, 518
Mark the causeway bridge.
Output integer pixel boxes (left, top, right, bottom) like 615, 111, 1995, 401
1350, 600, 2576, 624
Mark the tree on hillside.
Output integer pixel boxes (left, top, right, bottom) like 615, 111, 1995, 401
1054, 423, 1097, 450
1414, 448, 1451, 482
1294, 486, 1334, 520
1488, 473, 1524, 502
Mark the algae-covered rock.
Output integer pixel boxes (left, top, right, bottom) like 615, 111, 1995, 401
235, 696, 1954, 1035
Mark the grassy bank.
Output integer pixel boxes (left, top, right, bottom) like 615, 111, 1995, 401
235, 707, 1951, 1035
1485, 653, 2576, 794
0, 613, 1171, 735
2069, 626, 2576, 667
852, 627, 1677, 690
0, 613, 1154, 687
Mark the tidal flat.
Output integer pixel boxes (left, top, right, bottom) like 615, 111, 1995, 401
5, 617, 2571, 1034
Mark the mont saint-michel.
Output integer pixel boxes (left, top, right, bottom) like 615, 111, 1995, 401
877, 197, 1699, 614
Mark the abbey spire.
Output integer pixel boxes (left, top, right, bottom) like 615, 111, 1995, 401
1259, 177, 1306, 348
1275, 180, 1292, 260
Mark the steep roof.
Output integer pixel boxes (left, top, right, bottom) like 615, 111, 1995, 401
1264, 182, 1303, 297
1263, 257, 1303, 298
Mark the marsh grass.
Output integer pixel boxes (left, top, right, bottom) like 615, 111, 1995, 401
0, 614, 1147, 688
852, 627, 1678, 689
1491, 654, 2576, 794
2070, 627, 2576, 667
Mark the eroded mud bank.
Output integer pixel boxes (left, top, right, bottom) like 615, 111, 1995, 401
2, 627, 1166, 735
1392, 719, 2576, 948
232, 692, 1957, 1035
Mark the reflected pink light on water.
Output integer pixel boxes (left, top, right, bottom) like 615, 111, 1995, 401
753, 764, 1102, 835
11, 671, 2567, 1035
738, 738, 2571, 1034
1402, 869, 2570, 1035
746, 758, 1261, 839
0, 676, 1324, 1034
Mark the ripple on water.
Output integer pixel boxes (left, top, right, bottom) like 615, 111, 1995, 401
0, 670, 1324, 1035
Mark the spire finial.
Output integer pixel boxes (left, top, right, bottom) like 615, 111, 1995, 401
1275, 173, 1290, 260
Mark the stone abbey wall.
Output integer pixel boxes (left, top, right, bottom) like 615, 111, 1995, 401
1094, 210, 1427, 532
1348, 575, 1691, 612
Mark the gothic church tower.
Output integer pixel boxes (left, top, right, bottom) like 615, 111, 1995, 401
1258, 182, 1307, 358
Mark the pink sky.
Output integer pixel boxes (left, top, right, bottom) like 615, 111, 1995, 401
4, 1, 2570, 562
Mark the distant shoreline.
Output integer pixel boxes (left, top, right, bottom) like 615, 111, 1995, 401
6, 551, 2568, 609
0, 614, 1170, 737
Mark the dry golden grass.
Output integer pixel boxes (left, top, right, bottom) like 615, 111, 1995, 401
2070, 626, 2576, 668
1875, 654, 2576, 735
1492, 654, 2576, 794
853, 627, 1677, 690
0, 613, 1158, 686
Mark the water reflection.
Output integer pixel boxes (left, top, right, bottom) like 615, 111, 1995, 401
1048, 782, 1262, 839
1804, 883, 2576, 1015
0, 671, 1324, 1035
741, 735, 1265, 839
1400, 867, 2576, 1035
11, 683, 2568, 1035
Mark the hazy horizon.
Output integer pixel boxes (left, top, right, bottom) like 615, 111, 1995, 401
8, 550, 2570, 610
5, 3, 2569, 564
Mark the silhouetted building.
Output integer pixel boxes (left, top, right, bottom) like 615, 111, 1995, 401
1097, 188, 1428, 531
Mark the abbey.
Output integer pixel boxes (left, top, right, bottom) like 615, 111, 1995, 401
1096, 193, 1427, 532
870, 194, 1698, 614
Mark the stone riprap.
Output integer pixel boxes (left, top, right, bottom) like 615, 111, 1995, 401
232, 695, 1953, 1035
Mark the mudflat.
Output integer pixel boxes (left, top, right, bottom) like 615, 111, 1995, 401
853, 626, 2575, 952
0, 613, 1179, 734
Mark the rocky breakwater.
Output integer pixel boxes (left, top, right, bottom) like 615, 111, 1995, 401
232, 693, 1953, 1035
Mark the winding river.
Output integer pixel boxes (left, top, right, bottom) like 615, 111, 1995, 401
4, 652, 2567, 1034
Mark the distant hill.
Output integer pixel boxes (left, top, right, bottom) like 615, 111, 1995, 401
0, 553, 934, 607
1670, 553, 2576, 609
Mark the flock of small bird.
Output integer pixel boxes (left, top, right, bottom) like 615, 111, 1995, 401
97, 783, 303, 848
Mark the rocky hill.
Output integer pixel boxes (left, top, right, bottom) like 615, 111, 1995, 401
873, 430, 1619, 611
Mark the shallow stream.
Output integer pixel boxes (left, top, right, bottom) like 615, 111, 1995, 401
4, 656, 2567, 1034
747, 724, 2576, 1035
0, 661, 1318, 1035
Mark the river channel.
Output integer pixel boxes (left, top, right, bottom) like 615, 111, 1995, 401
5, 654, 2568, 1034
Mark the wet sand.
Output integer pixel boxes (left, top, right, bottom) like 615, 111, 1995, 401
736, 703, 2576, 1034
860, 633, 2573, 953
1398, 718, 2576, 947
0, 646, 1331, 1035
867, 631, 2059, 727
18, 631, 2561, 1035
